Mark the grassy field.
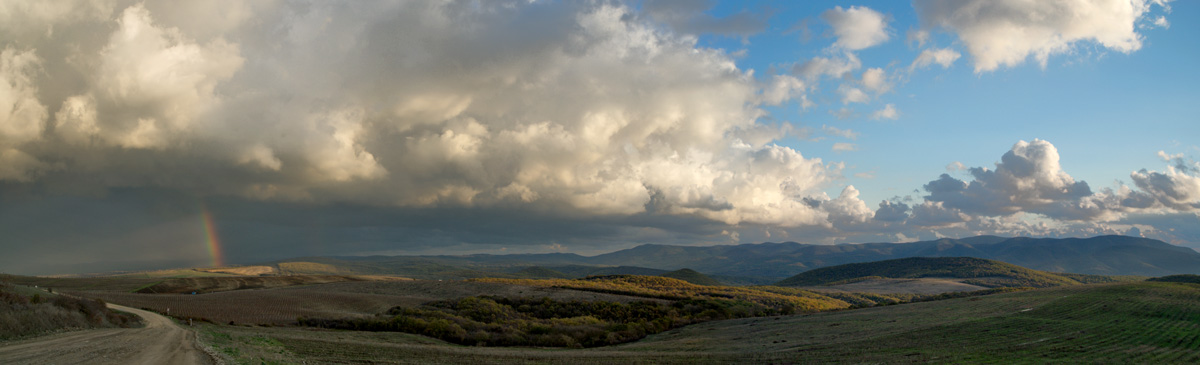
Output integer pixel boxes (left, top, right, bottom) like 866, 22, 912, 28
86, 280, 668, 326
188, 281, 1200, 363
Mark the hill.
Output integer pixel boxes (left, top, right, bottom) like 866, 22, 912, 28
659, 268, 722, 286
248, 235, 1194, 283
0, 283, 140, 341
510, 266, 571, 279
1148, 274, 1200, 284
775, 257, 1109, 288
585, 235, 1198, 278
184, 281, 1200, 363
133, 275, 410, 294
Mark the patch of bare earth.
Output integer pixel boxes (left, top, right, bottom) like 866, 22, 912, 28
88, 280, 667, 326
0, 303, 213, 365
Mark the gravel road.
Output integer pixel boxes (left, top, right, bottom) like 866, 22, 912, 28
0, 303, 215, 365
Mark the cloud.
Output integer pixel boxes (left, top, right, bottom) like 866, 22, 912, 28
0, 1, 858, 232
871, 104, 899, 120
910, 47, 961, 70
832, 142, 857, 152
829, 107, 855, 120
642, 0, 769, 37
923, 139, 1107, 219
0, 47, 48, 181
873, 200, 910, 222
821, 6, 891, 50
860, 68, 891, 93
1153, 16, 1169, 29
918, 140, 1200, 225
67, 4, 244, 150
793, 52, 861, 80
907, 201, 970, 227
761, 74, 808, 107
1130, 166, 1200, 210
914, 0, 1169, 72
821, 125, 858, 140
838, 85, 869, 104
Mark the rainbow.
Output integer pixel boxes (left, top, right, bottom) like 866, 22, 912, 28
200, 204, 225, 267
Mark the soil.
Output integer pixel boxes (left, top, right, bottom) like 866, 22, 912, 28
0, 303, 214, 365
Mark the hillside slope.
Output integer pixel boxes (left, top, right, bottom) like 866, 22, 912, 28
588, 235, 1200, 278
259, 235, 1197, 282
775, 257, 1106, 288
658, 268, 722, 286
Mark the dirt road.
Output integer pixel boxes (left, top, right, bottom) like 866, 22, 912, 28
0, 303, 215, 365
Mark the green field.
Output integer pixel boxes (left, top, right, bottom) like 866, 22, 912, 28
187, 281, 1200, 363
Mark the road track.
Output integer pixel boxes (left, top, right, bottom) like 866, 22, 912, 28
0, 303, 215, 365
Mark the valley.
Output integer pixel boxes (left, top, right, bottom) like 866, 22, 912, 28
2, 236, 1198, 363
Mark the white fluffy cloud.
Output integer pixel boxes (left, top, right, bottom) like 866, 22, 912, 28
838, 85, 869, 104
0, 0, 856, 229
923, 139, 1106, 219
57, 4, 244, 150
793, 52, 861, 80
860, 68, 890, 93
821, 6, 891, 50
914, 0, 1170, 72
1129, 154, 1200, 210
761, 74, 808, 107
871, 104, 899, 120
919, 140, 1200, 225
910, 47, 961, 70
0, 47, 48, 181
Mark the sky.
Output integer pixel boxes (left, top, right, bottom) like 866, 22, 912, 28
1, 0, 1197, 275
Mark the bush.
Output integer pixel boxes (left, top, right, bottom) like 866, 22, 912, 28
0, 287, 140, 340
301, 296, 768, 348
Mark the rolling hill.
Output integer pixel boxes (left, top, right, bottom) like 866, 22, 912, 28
584, 235, 1200, 278
658, 268, 722, 286
262, 235, 1197, 281
774, 257, 1118, 288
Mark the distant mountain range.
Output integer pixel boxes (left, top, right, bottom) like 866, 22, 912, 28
774, 257, 1124, 288
580, 235, 1200, 278
275, 235, 1200, 282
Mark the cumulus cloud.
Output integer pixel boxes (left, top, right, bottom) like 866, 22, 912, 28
1130, 164, 1200, 210
914, 0, 1170, 72
821, 6, 891, 50
873, 200, 910, 222
1153, 16, 1169, 29
838, 85, 869, 104
871, 104, 899, 120
910, 47, 961, 70
642, 0, 769, 37
919, 140, 1200, 226
860, 68, 891, 93
0, 0, 858, 231
761, 74, 808, 107
793, 52, 861, 80
923, 139, 1107, 219
0, 46, 52, 181
907, 201, 971, 227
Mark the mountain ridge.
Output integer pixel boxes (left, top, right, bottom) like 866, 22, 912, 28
263, 235, 1197, 280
